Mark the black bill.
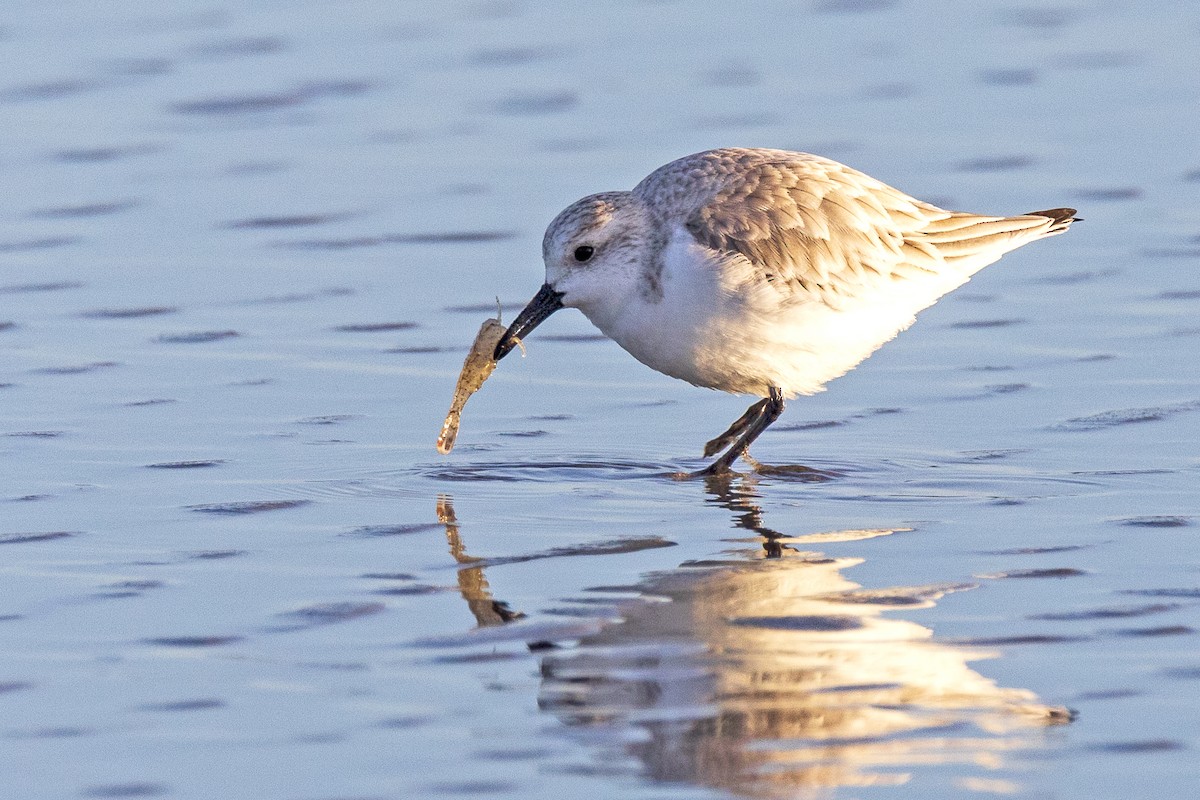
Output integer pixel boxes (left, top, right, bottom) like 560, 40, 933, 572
494, 283, 564, 360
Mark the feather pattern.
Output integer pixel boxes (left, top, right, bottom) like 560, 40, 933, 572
633, 148, 1075, 306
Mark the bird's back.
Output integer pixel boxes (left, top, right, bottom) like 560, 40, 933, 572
634, 148, 1074, 306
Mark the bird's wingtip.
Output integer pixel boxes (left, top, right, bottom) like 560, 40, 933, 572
1027, 207, 1081, 229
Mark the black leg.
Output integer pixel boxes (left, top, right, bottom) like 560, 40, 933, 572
702, 397, 770, 457
695, 387, 786, 476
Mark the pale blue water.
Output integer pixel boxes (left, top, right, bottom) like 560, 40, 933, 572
3, 2, 1199, 798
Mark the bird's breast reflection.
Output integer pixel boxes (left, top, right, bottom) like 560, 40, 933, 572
437, 483, 1070, 797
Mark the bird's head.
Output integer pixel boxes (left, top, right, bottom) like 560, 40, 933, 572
495, 191, 651, 360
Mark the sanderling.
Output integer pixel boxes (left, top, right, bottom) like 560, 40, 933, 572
494, 148, 1076, 475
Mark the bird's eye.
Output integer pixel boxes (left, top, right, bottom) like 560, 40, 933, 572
573, 245, 594, 263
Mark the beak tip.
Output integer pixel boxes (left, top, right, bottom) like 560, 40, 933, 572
491, 283, 563, 362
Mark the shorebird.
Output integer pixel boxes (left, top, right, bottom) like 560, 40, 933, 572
493, 148, 1076, 475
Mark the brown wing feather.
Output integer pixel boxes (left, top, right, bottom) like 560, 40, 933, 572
635, 148, 1073, 304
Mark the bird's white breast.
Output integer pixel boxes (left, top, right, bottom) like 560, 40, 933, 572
580, 226, 973, 399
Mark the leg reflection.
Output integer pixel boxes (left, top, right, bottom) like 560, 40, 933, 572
702, 471, 791, 558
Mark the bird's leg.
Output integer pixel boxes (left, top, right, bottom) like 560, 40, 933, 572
703, 398, 770, 457
697, 387, 786, 476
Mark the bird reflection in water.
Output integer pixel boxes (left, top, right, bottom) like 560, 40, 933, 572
436, 481, 1070, 797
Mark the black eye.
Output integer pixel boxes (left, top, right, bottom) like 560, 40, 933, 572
573, 245, 594, 262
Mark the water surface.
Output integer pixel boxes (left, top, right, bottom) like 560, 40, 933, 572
3, 2, 1199, 798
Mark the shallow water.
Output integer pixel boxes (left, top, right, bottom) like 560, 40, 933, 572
3, 1, 1199, 798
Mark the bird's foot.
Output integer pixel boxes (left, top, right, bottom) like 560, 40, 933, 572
672, 463, 733, 480
682, 463, 736, 479
674, 447, 750, 479
739, 452, 766, 472
682, 449, 837, 482
748, 460, 840, 482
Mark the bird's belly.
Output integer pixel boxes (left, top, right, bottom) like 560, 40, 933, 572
595, 283, 950, 398
694, 301, 912, 397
